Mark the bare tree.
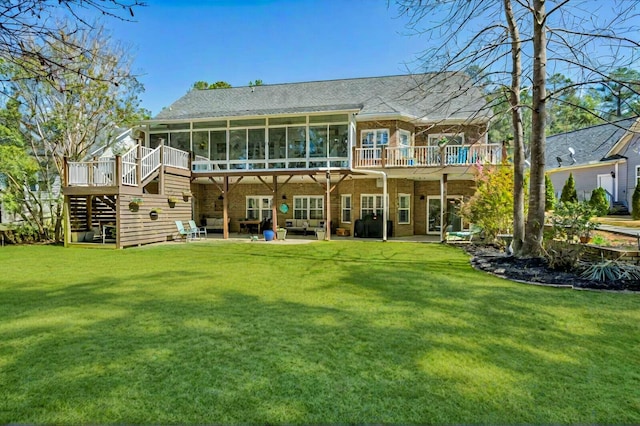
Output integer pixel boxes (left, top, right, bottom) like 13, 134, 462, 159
504, 0, 526, 254
396, 0, 640, 257
5, 21, 145, 240
0, 0, 144, 83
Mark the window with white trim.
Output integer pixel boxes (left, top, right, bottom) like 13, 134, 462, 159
398, 130, 411, 148
294, 196, 324, 220
361, 194, 384, 218
428, 133, 464, 146
361, 129, 389, 148
341, 194, 352, 223
636, 165, 640, 186
246, 196, 272, 220
398, 194, 411, 224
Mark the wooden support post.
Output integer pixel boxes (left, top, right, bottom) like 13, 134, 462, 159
440, 173, 448, 243
325, 171, 331, 241
159, 138, 165, 194
136, 143, 142, 186
223, 176, 229, 240
63, 196, 70, 247
116, 156, 122, 189
86, 196, 93, 230
272, 176, 278, 232
63, 157, 69, 186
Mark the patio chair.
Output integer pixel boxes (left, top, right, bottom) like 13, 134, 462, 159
175, 220, 196, 242
445, 224, 483, 242
188, 220, 207, 239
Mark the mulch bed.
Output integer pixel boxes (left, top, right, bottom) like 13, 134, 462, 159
464, 244, 640, 292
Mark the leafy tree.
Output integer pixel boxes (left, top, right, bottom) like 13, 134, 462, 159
589, 187, 610, 217
4, 22, 145, 241
248, 79, 264, 87
632, 183, 640, 220
460, 165, 516, 241
544, 174, 555, 211
560, 173, 578, 204
0, 145, 45, 236
191, 81, 232, 90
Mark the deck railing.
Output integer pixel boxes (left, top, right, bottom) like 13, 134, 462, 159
121, 147, 138, 186
141, 146, 160, 181
65, 144, 190, 187
67, 158, 116, 186
163, 146, 189, 170
354, 144, 503, 168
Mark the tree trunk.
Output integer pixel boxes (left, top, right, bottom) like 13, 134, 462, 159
523, 0, 547, 257
504, 0, 525, 255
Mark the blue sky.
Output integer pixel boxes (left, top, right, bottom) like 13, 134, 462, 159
109, 0, 427, 116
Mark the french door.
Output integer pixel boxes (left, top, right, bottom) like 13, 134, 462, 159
426, 196, 463, 235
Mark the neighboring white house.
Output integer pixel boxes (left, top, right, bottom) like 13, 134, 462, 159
545, 116, 640, 213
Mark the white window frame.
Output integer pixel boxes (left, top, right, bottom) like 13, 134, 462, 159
361, 129, 389, 148
293, 196, 324, 220
360, 194, 385, 218
636, 165, 640, 186
428, 133, 465, 146
398, 130, 412, 148
341, 194, 352, 223
246, 196, 272, 221
398, 193, 411, 224
426, 195, 464, 235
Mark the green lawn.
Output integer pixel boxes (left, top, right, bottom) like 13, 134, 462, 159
1, 241, 639, 424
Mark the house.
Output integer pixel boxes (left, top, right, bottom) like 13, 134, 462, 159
545, 116, 640, 213
62, 73, 502, 248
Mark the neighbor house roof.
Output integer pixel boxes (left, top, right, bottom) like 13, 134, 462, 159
154, 73, 490, 123
545, 117, 639, 169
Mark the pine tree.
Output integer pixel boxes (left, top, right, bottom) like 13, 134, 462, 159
589, 187, 610, 217
544, 174, 555, 211
560, 173, 578, 203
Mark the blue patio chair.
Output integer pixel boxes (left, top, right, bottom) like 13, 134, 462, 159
175, 220, 196, 242
188, 220, 207, 239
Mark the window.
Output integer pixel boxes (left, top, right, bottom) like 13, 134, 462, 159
398, 130, 411, 148
636, 166, 640, 186
398, 194, 410, 224
293, 196, 324, 220
428, 133, 464, 146
361, 194, 384, 218
361, 129, 389, 148
246, 196, 272, 220
341, 195, 352, 223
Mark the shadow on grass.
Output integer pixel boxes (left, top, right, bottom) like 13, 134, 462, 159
0, 242, 639, 424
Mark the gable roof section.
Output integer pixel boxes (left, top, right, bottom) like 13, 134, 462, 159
545, 117, 639, 168
154, 73, 490, 123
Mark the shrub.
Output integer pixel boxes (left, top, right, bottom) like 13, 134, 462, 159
545, 174, 555, 211
560, 173, 578, 203
632, 182, 640, 220
580, 259, 640, 282
460, 165, 515, 241
543, 240, 584, 271
548, 201, 598, 242
1, 222, 41, 244
589, 187, 610, 217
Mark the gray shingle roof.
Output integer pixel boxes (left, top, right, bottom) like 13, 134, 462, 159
545, 117, 638, 168
154, 73, 490, 122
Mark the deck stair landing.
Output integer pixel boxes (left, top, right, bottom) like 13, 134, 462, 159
64, 144, 192, 249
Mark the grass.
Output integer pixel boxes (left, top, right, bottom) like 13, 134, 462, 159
1, 241, 639, 424
595, 215, 640, 228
